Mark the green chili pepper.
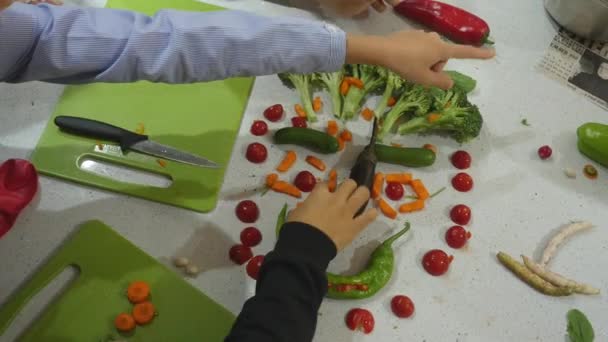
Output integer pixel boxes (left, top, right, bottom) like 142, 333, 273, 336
326, 223, 410, 300
496, 252, 572, 297
275, 204, 288, 237
375, 145, 436, 167
577, 122, 608, 168
273, 127, 339, 154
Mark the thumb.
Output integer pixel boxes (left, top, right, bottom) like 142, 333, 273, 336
426, 71, 454, 90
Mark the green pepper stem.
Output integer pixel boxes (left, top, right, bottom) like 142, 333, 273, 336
382, 222, 411, 246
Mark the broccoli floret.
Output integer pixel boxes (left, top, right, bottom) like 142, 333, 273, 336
428, 87, 467, 112
278, 73, 318, 122
374, 69, 406, 119
378, 85, 431, 141
341, 64, 386, 120
396, 91, 483, 143
312, 69, 344, 118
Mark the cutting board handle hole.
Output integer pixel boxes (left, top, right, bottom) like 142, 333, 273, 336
2, 265, 80, 341
79, 157, 172, 188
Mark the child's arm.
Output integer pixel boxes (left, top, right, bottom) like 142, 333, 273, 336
225, 180, 377, 342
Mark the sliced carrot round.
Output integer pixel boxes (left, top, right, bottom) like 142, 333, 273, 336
127, 281, 151, 304
114, 313, 136, 332
133, 301, 156, 325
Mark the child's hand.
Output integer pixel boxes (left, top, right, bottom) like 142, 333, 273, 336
319, 0, 386, 18
0, 0, 13, 10
287, 179, 378, 251
346, 30, 495, 89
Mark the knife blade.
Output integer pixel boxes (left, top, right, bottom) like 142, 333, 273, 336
54, 116, 219, 169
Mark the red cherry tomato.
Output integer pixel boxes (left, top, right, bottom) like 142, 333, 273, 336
294, 171, 317, 192
291, 117, 307, 128
345, 308, 374, 334
384, 182, 404, 201
240, 227, 262, 247
452, 172, 473, 192
236, 200, 259, 223
264, 104, 284, 122
445, 226, 471, 249
246, 143, 268, 164
391, 295, 415, 318
250, 120, 268, 136
450, 204, 471, 225
229, 244, 253, 265
538, 145, 552, 160
422, 249, 453, 276
451, 150, 471, 169
246, 255, 265, 280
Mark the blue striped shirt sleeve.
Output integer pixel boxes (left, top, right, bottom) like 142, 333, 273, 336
0, 3, 346, 84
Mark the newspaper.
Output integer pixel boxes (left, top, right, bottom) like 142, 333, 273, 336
539, 28, 608, 110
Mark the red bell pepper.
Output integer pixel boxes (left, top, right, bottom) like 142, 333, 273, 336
0, 159, 38, 238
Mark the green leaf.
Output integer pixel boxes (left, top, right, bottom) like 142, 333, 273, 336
567, 309, 594, 342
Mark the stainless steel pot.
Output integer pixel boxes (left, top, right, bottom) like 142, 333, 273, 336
545, 0, 608, 41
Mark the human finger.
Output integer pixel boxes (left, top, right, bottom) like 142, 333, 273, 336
334, 179, 358, 202
449, 44, 495, 59
353, 208, 378, 231
346, 186, 371, 214
371, 0, 387, 12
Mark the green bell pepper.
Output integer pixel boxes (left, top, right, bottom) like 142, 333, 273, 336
577, 122, 608, 168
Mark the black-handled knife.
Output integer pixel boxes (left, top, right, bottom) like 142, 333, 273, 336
55, 116, 219, 169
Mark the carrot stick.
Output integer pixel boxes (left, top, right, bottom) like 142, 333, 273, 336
387, 96, 397, 107
339, 129, 352, 142
385, 173, 412, 184
276, 151, 297, 172
127, 281, 151, 304
340, 80, 350, 96
132, 302, 156, 325
410, 179, 430, 200
266, 173, 279, 187
313, 97, 323, 113
427, 113, 441, 123
306, 155, 326, 171
272, 180, 302, 198
295, 104, 307, 118
328, 169, 338, 192
377, 198, 397, 219
399, 199, 425, 213
371, 172, 384, 199
327, 120, 339, 136
114, 313, 136, 332
361, 108, 374, 121
346, 77, 364, 89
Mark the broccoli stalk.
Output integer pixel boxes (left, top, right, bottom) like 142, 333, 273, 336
312, 69, 344, 118
342, 65, 386, 120
278, 73, 318, 122
374, 69, 405, 119
378, 85, 431, 141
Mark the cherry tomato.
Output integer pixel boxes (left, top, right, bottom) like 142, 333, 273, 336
264, 104, 284, 122
291, 117, 307, 128
452, 172, 473, 192
246, 143, 268, 164
422, 249, 453, 276
235, 200, 259, 223
246, 255, 265, 280
240, 227, 262, 247
294, 171, 317, 192
451, 150, 471, 169
250, 120, 268, 136
445, 226, 471, 249
229, 244, 253, 265
384, 182, 404, 201
345, 308, 374, 334
391, 295, 415, 318
538, 145, 552, 160
450, 204, 471, 225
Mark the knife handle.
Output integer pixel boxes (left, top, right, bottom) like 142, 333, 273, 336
54, 116, 147, 150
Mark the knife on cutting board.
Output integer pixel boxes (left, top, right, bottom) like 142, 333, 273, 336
54, 116, 219, 169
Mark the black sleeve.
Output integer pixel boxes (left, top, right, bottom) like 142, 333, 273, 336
225, 222, 337, 342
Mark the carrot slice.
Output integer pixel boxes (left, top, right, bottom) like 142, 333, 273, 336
114, 313, 136, 332
410, 179, 430, 200
361, 108, 374, 121
337, 137, 345, 151
340, 80, 350, 96
371, 172, 384, 199
346, 77, 364, 89
156, 159, 167, 168
266, 173, 279, 187
399, 199, 425, 213
295, 104, 307, 118
306, 156, 326, 171
132, 302, 156, 325
127, 281, 151, 304
385, 173, 412, 184
313, 97, 323, 113
327, 120, 339, 136
272, 180, 302, 198
427, 113, 441, 123
377, 198, 397, 219
387, 96, 397, 107
339, 129, 352, 142
276, 151, 297, 172
328, 169, 338, 192
423, 143, 437, 154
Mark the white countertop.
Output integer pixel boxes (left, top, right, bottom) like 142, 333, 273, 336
1, 0, 607, 341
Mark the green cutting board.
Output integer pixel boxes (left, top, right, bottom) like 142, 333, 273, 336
0, 220, 235, 341
31, 0, 254, 213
